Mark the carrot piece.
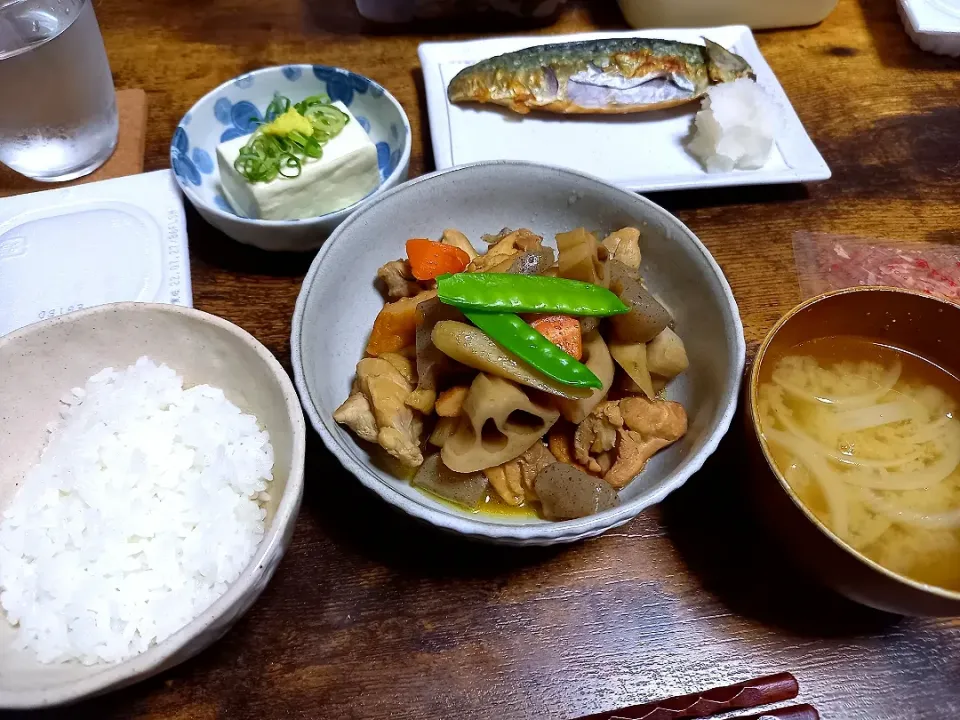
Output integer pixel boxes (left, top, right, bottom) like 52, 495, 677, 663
530, 315, 582, 360
366, 290, 436, 357
406, 238, 470, 280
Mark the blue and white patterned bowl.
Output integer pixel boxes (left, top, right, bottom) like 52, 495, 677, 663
170, 65, 411, 252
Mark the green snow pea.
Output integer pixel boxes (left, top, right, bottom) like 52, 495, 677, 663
463, 311, 602, 389
438, 273, 628, 316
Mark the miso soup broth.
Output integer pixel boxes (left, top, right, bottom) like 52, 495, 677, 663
757, 336, 960, 591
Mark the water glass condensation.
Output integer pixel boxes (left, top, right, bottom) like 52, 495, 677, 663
0, 0, 117, 181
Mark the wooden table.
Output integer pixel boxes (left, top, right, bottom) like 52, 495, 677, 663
24, 0, 960, 717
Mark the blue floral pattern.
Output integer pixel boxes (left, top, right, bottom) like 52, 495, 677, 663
282, 66, 302, 81
389, 148, 402, 178
214, 98, 232, 124
234, 74, 254, 89
191, 147, 213, 174
312, 66, 368, 107
215, 99, 263, 143
375, 142, 391, 177
356, 115, 371, 133
171, 127, 201, 186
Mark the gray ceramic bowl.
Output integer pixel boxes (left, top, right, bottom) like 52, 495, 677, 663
292, 162, 745, 545
0, 303, 306, 708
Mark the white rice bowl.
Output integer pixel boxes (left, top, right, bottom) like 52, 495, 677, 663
0, 357, 275, 665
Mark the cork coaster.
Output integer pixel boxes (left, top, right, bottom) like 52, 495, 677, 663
0, 89, 148, 198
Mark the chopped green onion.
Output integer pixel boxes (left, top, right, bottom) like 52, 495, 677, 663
279, 154, 301, 178
264, 94, 291, 121
234, 93, 349, 183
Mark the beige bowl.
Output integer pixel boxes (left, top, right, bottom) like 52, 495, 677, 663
747, 286, 960, 616
0, 303, 306, 708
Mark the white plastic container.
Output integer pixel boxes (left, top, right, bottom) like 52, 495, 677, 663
617, 0, 838, 30
0, 170, 192, 337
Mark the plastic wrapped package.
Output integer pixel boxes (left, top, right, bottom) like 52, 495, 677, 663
794, 231, 960, 302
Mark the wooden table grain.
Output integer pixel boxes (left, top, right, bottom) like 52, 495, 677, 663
18, 0, 960, 718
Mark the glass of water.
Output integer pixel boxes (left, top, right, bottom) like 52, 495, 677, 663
0, 0, 118, 182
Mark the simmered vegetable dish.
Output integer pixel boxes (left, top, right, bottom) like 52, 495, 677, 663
334, 226, 690, 520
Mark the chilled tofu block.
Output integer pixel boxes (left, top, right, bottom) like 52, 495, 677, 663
216, 102, 380, 221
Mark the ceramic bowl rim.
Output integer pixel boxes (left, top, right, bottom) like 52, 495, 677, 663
169, 64, 413, 228
747, 285, 960, 602
291, 160, 746, 544
0, 302, 307, 709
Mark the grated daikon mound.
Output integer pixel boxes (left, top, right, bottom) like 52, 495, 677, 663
0, 357, 274, 664
688, 78, 780, 173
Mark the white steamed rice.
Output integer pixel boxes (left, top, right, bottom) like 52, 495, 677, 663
0, 357, 274, 665
687, 77, 781, 173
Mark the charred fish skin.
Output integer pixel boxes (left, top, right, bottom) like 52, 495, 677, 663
447, 37, 754, 115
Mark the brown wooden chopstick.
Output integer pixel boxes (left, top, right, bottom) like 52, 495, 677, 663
572, 672, 800, 720
728, 704, 819, 720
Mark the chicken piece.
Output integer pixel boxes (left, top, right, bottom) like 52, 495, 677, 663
548, 422, 596, 475
405, 387, 436, 414
595, 451, 615, 475
381, 352, 416, 384
573, 401, 623, 473
603, 429, 673, 489
333, 392, 379, 443
468, 228, 543, 272
597, 396, 687, 489
484, 442, 554, 506
354, 357, 424, 467
510, 229, 544, 252
435, 385, 469, 417
572, 396, 687, 488
468, 246, 516, 273
377, 259, 422, 299
619, 396, 687, 440
601, 228, 641, 270
441, 229, 478, 260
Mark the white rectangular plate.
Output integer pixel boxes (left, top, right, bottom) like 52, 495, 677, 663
0, 170, 192, 338
419, 26, 831, 192
899, 0, 960, 57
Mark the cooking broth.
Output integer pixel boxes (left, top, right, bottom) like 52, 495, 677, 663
757, 336, 960, 591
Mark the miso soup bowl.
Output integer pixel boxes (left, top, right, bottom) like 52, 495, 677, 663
747, 286, 960, 617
